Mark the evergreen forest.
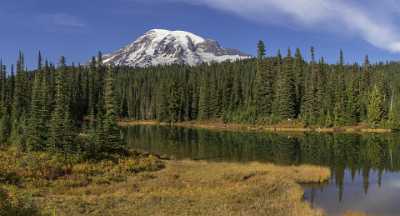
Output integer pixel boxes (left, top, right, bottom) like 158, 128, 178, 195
0, 42, 399, 154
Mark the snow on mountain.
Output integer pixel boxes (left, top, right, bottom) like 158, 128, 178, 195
102, 29, 251, 67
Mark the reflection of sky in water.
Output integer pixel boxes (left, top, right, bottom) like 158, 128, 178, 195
304, 170, 400, 216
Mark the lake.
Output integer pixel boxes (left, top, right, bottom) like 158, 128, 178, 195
123, 125, 400, 216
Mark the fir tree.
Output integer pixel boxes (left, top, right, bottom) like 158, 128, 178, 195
0, 61, 10, 145
49, 57, 75, 154
367, 85, 384, 127
102, 67, 124, 154
294, 48, 305, 115
222, 72, 233, 114
257, 40, 266, 59
346, 65, 361, 123
37, 51, 43, 71
198, 75, 211, 120
255, 41, 274, 117
334, 50, 347, 125
277, 49, 297, 119
208, 71, 221, 118
388, 88, 400, 128
168, 80, 182, 122
27, 72, 45, 151
231, 69, 243, 110
10, 51, 29, 149
158, 81, 170, 121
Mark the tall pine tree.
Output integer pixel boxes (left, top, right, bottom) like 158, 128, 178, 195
277, 49, 297, 119
49, 57, 75, 154
102, 67, 124, 154
255, 40, 274, 118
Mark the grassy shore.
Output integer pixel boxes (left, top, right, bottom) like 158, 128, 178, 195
128, 160, 330, 216
0, 147, 333, 216
119, 119, 393, 134
1, 147, 374, 216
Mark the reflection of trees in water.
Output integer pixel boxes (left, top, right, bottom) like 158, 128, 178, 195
124, 126, 400, 198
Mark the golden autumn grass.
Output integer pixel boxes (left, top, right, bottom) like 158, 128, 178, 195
125, 160, 330, 216
342, 212, 369, 216
0, 147, 370, 216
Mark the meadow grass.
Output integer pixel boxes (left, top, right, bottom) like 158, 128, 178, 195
343, 212, 369, 216
32, 160, 330, 216
0, 147, 370, 216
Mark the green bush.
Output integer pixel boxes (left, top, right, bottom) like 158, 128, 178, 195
0, 188, 42, 216
0, 171, 21, 185
17, 152, 81, 180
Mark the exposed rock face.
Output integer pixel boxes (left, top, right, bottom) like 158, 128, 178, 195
102, 29, 251, 67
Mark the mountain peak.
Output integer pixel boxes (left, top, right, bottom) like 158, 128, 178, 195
102, 29, 251, 67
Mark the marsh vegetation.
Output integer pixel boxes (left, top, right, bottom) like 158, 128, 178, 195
0, 147, 330, 216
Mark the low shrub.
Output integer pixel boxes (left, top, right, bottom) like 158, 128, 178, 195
0, 171, 21, 185
71, 155, 164, 185
17, 153, 68, 180
0, 150, 22, 185
0, 188, 42, 216
117, 155, 165, 174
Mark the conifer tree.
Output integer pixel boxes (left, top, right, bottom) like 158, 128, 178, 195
158, 81, 170, 121
0, 108, 10, 145
26, 52, 51, 151
222, 72, 233, 114
10, 52, 29, 149
232, 70, 243, 110
0, 62, 5, 108
37, 51, 43, 71
316, 58, 326, 123
208, 71, 221, 118
49, 57, 75, 154
88, 57, 97, 118
255, 40, 274, 117
303, 47, 325, 124
94, 111, 105, 155
294, 48, 305, 114
102, 67, 123, 154
168, 80, 181, 122
27, 72, 45, 151
388, 89, 400, 128
277, 49, 297, 119
198, 75, 211, 120
346, 65, 361, 123
257, 40, 266, 58
0, 62, 10, 144
368, 85, 384, 127
334, 50, 347, 125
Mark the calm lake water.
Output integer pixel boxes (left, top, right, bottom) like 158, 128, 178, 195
123, 125, 400, 216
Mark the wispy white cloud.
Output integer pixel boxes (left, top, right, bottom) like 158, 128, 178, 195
50, 13, 85, 28
173, 0, 400, 53
37, 13, 86, 29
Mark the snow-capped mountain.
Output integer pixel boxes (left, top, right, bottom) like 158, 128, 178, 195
102, 29, 251, 67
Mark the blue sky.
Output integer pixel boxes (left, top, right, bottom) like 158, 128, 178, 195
1, 0, 400, 69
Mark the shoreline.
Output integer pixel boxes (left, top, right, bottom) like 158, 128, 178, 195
118, 120, 393, 134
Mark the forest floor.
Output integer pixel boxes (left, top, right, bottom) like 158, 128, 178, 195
119, 119, 393, 134
1, 147, 371, 216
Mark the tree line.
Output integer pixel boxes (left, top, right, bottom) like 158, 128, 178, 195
113, 42, 400, 128
0, 52, 123, 159
0, 41, 399, 155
